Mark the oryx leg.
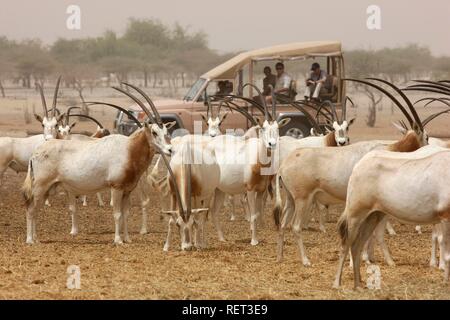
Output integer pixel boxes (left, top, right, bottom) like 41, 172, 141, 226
291, 196, 314, 266
317, 202, 327, 233
163, 217, 175, 252
68, 194, 78, 236
211, 189, 226, 242
386, 220, 396, 235
248, 190, 264, 246
81, 195, 88, 207
440, 221, 450, 282
163, 195, 176, 251
111, 189, 124, 244
229, 195, 237, 221
366, 216, 395, 266
96, 192, 105, 207
350, 212, 385, 289
277, 189, 295, 263
430, 224, 440, 268
121, 193, 131, 243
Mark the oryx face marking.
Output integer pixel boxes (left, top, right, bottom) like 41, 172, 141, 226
150, 123, 173, 155
261, 120, 279, 150
42, 117, 59, 140
333, 121, 350, 146
206, 117, 221, 137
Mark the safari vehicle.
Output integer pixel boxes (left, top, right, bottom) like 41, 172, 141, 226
115, 41, 346, 138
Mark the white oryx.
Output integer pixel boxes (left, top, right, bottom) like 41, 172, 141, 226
161, 138, 220, 251
273, 78, 438, 266
22, 83, 173, 244
333, 145, 450, 288
0, 78, 64, 186
58, 109, 111, 207
206, 88, 291, 246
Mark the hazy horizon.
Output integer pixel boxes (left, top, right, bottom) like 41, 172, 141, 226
1, 0, 449, 55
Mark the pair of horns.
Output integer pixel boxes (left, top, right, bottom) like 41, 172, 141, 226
344, 78, 423, 131
37, 76, 62, 119
113, 83, 162, 127
85, 101, 142, 128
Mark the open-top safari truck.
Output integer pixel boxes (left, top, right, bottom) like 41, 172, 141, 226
115, 41, 346, 138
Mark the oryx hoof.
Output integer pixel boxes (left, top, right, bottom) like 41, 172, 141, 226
139, 228, 148, 235
250, 239, 259, 246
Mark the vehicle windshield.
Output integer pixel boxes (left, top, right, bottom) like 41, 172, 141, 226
184, 78, 206, 102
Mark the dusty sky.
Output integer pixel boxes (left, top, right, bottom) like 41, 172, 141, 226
1, 0, 449, 55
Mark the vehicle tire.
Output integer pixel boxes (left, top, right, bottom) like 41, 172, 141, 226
279, 119, 311, 139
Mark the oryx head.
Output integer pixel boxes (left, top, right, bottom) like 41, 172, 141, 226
201, 99, 229, 138
320, 98, 355, 146
260, 87, 290, 149
35, 77, 65, 140
112, 83, 175, 155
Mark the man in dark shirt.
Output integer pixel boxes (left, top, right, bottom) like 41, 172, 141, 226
304, 62, 327, 101
262, 66, 276, 96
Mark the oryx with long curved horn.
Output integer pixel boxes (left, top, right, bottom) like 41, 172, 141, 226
0, 76, 65, 188
272, 77, 447, 266
22, 84, 174, 244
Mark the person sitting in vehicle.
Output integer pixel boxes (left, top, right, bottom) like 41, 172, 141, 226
304, 62, 327, 101
262, 66, 276, 96
217, 80, 233, 95
266, 62, 292, 103
252, 66, 276, 104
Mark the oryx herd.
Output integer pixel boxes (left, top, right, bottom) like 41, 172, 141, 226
1, 76, 449, 290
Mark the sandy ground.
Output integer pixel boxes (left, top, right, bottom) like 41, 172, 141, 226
0, 87, 449, 299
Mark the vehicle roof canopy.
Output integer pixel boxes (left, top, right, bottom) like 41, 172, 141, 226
201, 41, 342, 80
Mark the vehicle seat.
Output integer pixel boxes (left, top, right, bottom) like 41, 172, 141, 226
319, 75, 338, 102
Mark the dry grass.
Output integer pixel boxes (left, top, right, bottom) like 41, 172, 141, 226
0, 171, 449, 299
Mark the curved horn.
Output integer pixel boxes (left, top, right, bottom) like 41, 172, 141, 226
321, 100, 338, 123
52, 76, 62, 117
66, 106, 81, 125
366, 77, 422, 130
242, 83, 269, 121
289, 101, 323, 134
122, 82, 162, 126
403, 87, 450, 96
225, 101, 258, 126
37, 84, 48, 118
415, 97, 450, 108
342, 96, 354, 121
68, 113, 105, 129
344, 78, 414, 127
112, 86, 155, 124
85, 101, 142, 128
212, 94, 271, 120
422, 109, 450, 127
152, 143, 185, 219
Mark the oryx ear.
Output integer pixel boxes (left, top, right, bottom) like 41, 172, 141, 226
278, 117, 291, 128
57, 113, 66, 123
392, 122, 407, 135
70, 122, 77, 130
412, 122, 422, 134
347, 118, 356, 126
219, 112, 229, 124
165, 121, 177, 130
201, 115, 208, 124
34, 114, 43, 123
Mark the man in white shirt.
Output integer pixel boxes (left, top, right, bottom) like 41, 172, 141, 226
304, 62, 327, 101
266, 62, 292, 103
